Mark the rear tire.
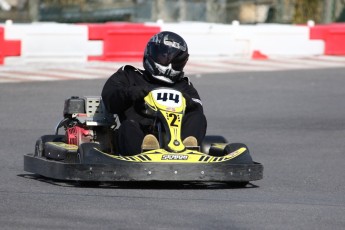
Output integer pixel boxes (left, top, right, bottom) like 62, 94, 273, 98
34, 135, 65, 157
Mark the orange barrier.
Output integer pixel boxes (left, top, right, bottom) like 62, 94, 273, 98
0, 27, 21, 64
310, 23, 345, 55
87, 23, 160, 61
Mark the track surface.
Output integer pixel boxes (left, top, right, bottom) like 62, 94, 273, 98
1, 64, 345, 229
1, 56, 345, 83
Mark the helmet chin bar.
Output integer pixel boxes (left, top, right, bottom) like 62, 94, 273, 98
155, 61, 181, 75
144, 57, 184, 84
154, 62, 183, 82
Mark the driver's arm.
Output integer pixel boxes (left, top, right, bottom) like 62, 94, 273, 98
101, 68, 132, 114
181, 84, 204, 113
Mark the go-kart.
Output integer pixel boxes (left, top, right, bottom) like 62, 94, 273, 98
24, 88, 263, 186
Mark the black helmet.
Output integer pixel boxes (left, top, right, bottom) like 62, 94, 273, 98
143, 31, 189, 84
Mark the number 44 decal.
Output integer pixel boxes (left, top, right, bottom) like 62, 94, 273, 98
157, 92, 180, 103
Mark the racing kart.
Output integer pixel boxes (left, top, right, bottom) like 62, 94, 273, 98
24, 88, 263, 186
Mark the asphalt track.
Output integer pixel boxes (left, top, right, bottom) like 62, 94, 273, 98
1, 66, 345, 229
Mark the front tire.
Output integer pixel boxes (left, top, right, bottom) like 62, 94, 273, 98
34, 135, 65, 157
77, 143, 101, 164
201, 135, 228, 154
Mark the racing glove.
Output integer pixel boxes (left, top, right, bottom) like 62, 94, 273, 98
128, 86, 152, 102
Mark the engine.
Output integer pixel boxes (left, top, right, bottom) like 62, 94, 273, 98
61, 96, 116, 148
66, 125, 94, 146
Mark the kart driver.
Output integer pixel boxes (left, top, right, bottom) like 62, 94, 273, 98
101, 31, 207, 156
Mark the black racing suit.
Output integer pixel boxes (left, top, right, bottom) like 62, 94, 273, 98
102, 65, 207, 155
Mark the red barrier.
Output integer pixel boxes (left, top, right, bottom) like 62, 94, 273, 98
87, 23, 161, 61
310, 23, 345, 55
0, 27, 21, 64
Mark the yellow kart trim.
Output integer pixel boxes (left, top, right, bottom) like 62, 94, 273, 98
95, 147, 247, 164
48, 142, 78, 151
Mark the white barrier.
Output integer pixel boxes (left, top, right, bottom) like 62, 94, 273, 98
161, 22, 325, 58
250, 24, 324, 57
3, 22, 101, 64
160, 22, 248, 58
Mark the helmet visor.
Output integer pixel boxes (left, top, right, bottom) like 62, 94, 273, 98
149, 43, 180, 67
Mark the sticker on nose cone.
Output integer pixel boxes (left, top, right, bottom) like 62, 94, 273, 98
162, 154, 188, 160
